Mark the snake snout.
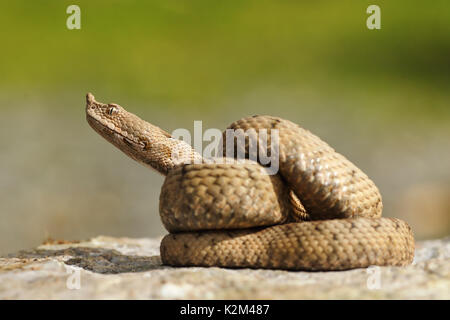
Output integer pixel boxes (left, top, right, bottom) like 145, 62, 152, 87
86, 93, 99, 116
86, 92, 95, 105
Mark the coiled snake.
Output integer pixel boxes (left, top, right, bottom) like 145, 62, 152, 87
86, 93, 414, 271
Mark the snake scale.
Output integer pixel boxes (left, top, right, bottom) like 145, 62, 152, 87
86, 93, 414, 271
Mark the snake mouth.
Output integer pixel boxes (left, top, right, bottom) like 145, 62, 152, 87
86, 112, 141, 150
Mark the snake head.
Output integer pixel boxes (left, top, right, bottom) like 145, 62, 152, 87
85, 92, 150, 162
85, 92, 125, 128
85, 92, 175, 175
85, 92, 171, 144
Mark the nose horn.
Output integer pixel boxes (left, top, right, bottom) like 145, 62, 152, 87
86, 92, 95, 105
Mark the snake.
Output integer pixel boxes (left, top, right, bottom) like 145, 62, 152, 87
85, 93, 415, 271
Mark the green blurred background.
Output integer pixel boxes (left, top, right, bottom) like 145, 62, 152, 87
0, 1, 449, 254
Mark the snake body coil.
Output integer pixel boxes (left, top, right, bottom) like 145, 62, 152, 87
86, 93, 414, 271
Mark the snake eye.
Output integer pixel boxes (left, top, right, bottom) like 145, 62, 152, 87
108, 106, 118, 115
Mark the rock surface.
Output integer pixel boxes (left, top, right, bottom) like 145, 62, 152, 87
0, 236, 448, 299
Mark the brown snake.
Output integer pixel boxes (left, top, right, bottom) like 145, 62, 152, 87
86, 93, 414, 271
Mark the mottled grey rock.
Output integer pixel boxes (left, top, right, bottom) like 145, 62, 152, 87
0, 236, 448, 299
